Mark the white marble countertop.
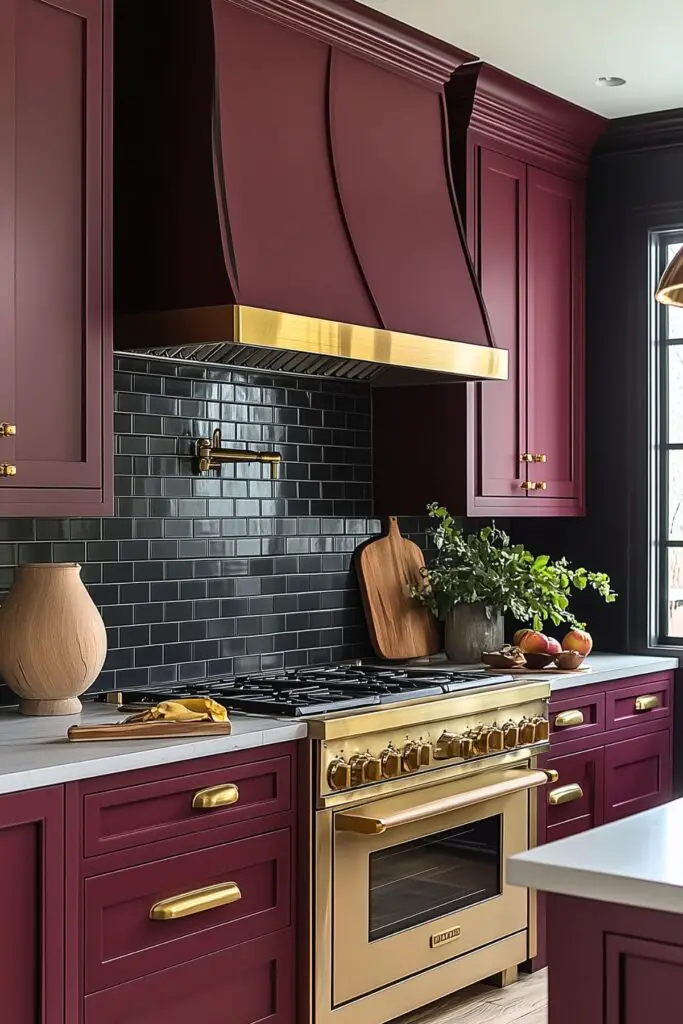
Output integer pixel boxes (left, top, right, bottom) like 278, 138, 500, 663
0, 703, 307, 795
507, 798, 683, 914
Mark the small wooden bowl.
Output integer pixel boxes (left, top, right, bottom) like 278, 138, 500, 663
481, 651, 526, 669
554, 650, 586, 670
522, 652, 556, 670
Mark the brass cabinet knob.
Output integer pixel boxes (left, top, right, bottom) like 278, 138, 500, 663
0, 464, 17, 477
548, 783, 583, 807
349, 754, 369, 787
0, 424, 16, 437
554, 709, 584, 728
521, 480, 536, 490
535, 481, 548, 491
418, 741, 433, 766
634, 694, 659, 712
380, 746, 402, 778
402, 742, 420, 773
520, 453, 533, 463
328, 758, 351, 790
364, 756, 383, 783
532, 453, 546, 463
521, 453, 547, 463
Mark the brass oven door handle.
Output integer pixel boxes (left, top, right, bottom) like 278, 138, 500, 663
634, 694, 659, 712
548, 783, 583, 807
149, 881, 242, 920
192, 783, 239, 810
554, 709, 584, 728
334, 769, 551, 836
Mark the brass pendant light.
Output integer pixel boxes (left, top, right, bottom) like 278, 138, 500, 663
656, 246, 683, 306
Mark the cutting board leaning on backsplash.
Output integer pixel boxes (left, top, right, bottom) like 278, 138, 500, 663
356, 517, 441, 660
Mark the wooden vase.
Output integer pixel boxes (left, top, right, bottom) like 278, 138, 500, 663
0, 563, 107, 716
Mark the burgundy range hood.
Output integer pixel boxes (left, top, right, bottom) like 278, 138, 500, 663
114, 0, 507, 385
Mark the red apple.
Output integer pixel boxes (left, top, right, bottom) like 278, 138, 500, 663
513, 628, 534, 646
562, 629, 593, 656
546, 636, 562, 656
518, 630, 552, 654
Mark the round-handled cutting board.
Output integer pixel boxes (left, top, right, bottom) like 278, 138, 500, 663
356, 517, 441, 660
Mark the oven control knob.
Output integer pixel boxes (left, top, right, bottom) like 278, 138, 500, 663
380, 746, 402, 778
328, 758, 351, 790
418, 741, 433, 766
349, 754, 369, 787
402, 742, 420, 773
518, 718, 536, 745
460, 736, 475, 759
364, 757, 383, 783
502, 720, 519, 749
435, 731, 458, 759
533, 716, 550, 742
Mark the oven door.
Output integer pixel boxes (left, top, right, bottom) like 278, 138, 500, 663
330, 767, 544, 1006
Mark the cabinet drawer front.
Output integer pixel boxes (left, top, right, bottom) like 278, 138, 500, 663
605, 674, 673, 732
85, 827, 291, 992
84, 930, 294, 1024
550, 691, 605, 744
604, 730, 672, 823
540, 747, 604, 840
83, 754, 291, 857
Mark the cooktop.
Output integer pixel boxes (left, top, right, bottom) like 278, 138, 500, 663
95, 664, 514, 718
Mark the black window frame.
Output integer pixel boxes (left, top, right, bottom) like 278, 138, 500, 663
654, 228, 683, 644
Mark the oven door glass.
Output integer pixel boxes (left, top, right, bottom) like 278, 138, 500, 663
369, 814, 500, 942
330, 768, 538, 1006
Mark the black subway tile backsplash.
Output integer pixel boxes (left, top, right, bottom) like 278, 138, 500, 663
0, 355, 406, 703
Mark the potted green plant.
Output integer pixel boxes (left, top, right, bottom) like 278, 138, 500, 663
412, 505, 617, 663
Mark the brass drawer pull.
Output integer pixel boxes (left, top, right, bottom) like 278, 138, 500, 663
548, 783, 583, 807
634, 694, 659, 712
0, 424, 16, 437
520, 480, 547, 490
0, 464, 16, 477
150, 881, 241, 921
192, 783, 239, 810
554, 709, 584, 728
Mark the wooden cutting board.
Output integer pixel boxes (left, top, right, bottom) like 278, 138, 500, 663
67, 720, 233, 742
356, 517, 441, 660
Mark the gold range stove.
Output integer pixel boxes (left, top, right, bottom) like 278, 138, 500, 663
298, 670, 554, 1024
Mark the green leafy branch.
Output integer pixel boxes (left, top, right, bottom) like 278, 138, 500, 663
412, 504, 617, 631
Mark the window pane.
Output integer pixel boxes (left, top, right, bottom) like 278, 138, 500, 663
668, 347, 683, 442
668, 451, 683, 538
666, 547, 683, 636
666, 244, 683, 338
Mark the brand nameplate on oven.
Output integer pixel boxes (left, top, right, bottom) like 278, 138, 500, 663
430, 926, 461, 948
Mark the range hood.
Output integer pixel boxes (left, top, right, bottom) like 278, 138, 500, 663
114, 0, 507, 386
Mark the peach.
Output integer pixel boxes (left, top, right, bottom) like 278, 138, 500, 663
513, 628, 534, 646
562, 629, 593, 656
518, 630, 551, 654
546, 637, 562, 655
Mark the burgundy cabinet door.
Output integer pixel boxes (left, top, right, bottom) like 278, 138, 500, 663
604, 730, 672, 823
541, 746, 604, 842
473, 147, 528, 502
0, 0, 112, 515
84, 931, 295, 1024
526, 167, 584, 510
0, 786, 65, 1024
605, 935, 683, 1024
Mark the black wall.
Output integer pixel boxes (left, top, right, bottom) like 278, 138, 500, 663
0, 355, 427, 703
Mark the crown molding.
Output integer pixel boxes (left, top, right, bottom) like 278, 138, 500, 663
451, 63, 605, 176
595, 108, 683, 156
224, 0, 475, 87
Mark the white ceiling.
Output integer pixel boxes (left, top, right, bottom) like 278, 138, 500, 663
360, 0, 683, 117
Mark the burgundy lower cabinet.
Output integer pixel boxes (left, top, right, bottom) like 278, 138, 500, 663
0, 742, 298, 1024
546, 894, 683, 1024
530, 670, 674, 970
0, 786, 64, 1024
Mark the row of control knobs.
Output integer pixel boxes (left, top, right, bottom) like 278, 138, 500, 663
327, 716, 549, 790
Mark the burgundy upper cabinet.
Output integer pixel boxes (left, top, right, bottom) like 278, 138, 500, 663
0, 0, 112, 516
373, 64, 603, 517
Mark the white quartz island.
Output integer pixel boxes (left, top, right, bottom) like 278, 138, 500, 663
508, 800, 683, 1023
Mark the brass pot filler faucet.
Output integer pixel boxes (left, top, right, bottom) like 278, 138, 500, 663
195, 428, 282, 479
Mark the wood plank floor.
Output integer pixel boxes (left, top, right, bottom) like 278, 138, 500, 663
398, 970, 548, 1024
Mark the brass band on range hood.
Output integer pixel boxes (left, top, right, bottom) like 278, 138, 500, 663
116, 305, 509, 383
